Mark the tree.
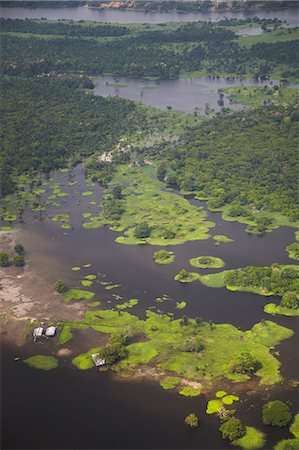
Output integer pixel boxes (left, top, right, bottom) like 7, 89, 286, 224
231, 351, 261, 374
274, 438, 299, 450
280, 292, 298, 309
219, 418, 246, 442
133, 222, 151, 239
182, 337, 204, 353
55, 280, 67, 293
14, 255, 25, 267
14, 243, 25, 255
262, 400, 292, 427
184, 413, 199, 428
111, 184, 123, 200
0, 252, 9, 267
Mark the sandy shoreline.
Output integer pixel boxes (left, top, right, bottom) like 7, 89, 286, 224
0, 230, 84, 345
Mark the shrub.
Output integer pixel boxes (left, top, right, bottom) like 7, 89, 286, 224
0, 252, 9, 267
280, 292, 298, 309
55, 280, 67, 293
219, 417, 246, 442
274, 438, 299, 450
231, 351, 262, 374
134, 222, 151, 239
14, 243, 25, 255
13, 255, 25, 267
184, 413, 199, 428
262, 400, 292, 427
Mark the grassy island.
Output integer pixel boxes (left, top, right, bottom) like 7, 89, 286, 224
231, 426, 266, 450
197, 265, 299, 297
153, 250, 175, 265
83, 165, 214, 245
24, 355, 58, 371
189, 256, 225, 269
56, 308, 293, 389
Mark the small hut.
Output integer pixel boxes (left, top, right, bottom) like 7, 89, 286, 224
91, 353, 106, 367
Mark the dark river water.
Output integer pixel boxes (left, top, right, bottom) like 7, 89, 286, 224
1, 165, 298, 450
0, 5, 298, 25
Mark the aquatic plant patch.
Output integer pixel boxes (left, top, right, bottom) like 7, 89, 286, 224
64, 289, 95, 303
24, 355, 58, 370
189, 256, 225, 269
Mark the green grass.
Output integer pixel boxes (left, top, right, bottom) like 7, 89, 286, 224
264, 303, 299, 317
179, 386, 201, 397
72, 347, 101, 370
83, 165, 214, 245
291, 414, 299, 438
224, 86, 298, 108
81, 191, 93, 196
64, 289, 95, 303
58, 324, 73, 344
232, 426, 266, 449
216, 390, 227, 398
206, 399, 223, 414
107, 83, 128, 88
160, 376, 180, 390
237, 27, 299, 47
61, 308, 293, 388
81, 280, 93, 287
222, 394, 239, 405
189, 256, 225, 269
24, 355, 58, 370
71, 266, 81, 271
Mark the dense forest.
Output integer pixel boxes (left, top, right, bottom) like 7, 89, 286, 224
153, 104, 299, 222
0, 76, 157, 196
1, 20, 298, 79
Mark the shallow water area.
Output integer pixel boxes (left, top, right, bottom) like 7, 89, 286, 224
93, 75, 278, 113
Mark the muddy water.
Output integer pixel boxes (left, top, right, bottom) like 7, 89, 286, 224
1, 166, 298, 449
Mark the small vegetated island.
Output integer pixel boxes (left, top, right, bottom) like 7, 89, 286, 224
189, 256, 225, 269
153, 250, 175, 265
179, 264, 299, 316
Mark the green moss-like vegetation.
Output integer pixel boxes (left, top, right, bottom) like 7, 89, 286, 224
264, 303, 299, 317
222, 395, 239, 405
71, 266, 81, 271
0, 226, 12, 231
189, 256, 225, 269
231, 426, 266, 449
216, 390, 227, 398
24, 355, 58, 370
176, 301, 187, 310
52, 213, 70, 222
81, 191, 93, 196
291, 414, 299, 439
83, 165, 214, 245
274, 439, 299, 450
3, 214, 17, 222
81, 280, 93, 287
85, 274, 97, 280
213, 235, 234, 244
64, 289, 95, 303
58, 324, 73, 344
206, 399, 223, 414
153, 250, 175, 265
160, 376, 180, 390
62, 309, 293, 388
179, 386, 201, 397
